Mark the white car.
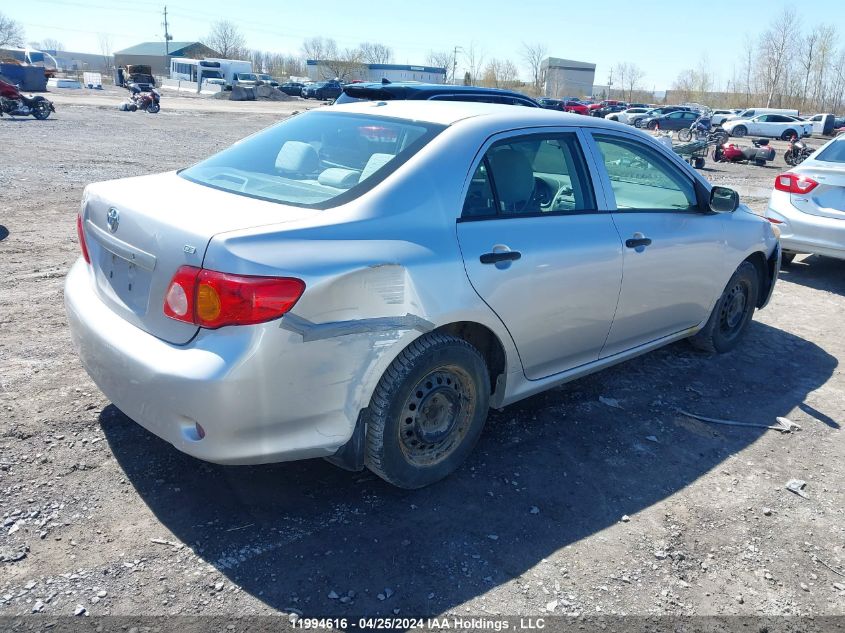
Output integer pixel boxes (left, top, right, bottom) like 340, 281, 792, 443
605, 107, 650, 125
710, 109, 740, 126
722, 114, 812, 140
765, 134, 845, 264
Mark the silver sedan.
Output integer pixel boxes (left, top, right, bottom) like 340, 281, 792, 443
765, 134, 845, 264
65, 101, 780, 488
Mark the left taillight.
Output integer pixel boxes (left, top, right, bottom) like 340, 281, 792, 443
76, 214, 90, 264
774, 173, 819, 194
163, 265, 305, 329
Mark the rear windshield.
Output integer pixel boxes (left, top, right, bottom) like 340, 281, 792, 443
180, 111, 444, 208
815, 139, 845, 164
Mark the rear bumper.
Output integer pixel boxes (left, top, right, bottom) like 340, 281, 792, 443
64, 259, 364, 465
767, 191, 845, 260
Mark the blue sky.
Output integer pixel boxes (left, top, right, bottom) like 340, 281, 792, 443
8, 0, 834, 89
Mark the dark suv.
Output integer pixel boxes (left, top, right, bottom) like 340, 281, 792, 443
335, 82, 539, 107
302, 80, 344, 101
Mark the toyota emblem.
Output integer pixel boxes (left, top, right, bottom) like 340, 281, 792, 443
106, 208, 119, 233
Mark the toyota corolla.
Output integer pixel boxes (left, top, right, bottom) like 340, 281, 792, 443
65, 101, 780, 489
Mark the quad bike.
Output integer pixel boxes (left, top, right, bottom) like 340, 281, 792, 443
0, 79, 55, 120
714, 138, 776, 166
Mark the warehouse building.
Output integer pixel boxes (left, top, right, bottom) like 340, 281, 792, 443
540, 57, 596, 99
113, 41, 220, 76
306, 60, 446, 84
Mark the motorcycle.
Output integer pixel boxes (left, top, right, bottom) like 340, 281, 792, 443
0, 79, 55, 120
677, 116, 729, 145
128, 85, 161, 113
784, 138, 815, 166
714, 138, 776, 166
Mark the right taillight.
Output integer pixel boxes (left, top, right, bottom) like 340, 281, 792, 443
163, 265, 305, 329
76, 214, 90, 264
774, 173, 819, 194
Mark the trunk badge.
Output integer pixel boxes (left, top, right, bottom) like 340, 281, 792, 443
183, 245, 197, 254
106, 208, 120, 233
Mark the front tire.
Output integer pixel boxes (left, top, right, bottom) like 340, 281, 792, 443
634, 119, 644, 128
677, 128, 693, 142
146, 101, 160, 113
732, 125, 747, 137
364, 333, 490, 489
690, 262, 759, 353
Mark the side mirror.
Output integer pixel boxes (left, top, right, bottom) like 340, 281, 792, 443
709, 186, 739, 213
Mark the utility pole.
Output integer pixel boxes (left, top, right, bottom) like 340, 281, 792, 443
162, 6, 172, 55
452, 46, 463, 85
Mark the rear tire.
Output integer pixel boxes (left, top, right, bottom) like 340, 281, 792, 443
732, 125, 747, 137
781, 129, 797, 141
647, 121, 658, 130
694, 157, 706, 169
364, 333, 490, 489
32, 100, 51, 120
690, 262, 759, 354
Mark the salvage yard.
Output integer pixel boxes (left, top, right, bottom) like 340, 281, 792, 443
1, 100, 844, 619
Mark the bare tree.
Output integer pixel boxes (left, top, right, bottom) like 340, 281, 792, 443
359, 42, 392, 65
797, 26, 820, 109
427, 50, 455, 83
302, 36, 330, 61
756, 7, 796, 107
98, 33, 113, 72
481, 58, 519, 89
520, 41, 547, 94
41, 37, 64, 51
464, 41, 485, 86
206, 20, 246, 59
741, 37, 755, 107
322, 46, 365, 81
624, 63, 645, 101
0, 12, 24, 47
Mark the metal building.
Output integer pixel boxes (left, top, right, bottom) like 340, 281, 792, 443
113, 41, 220, 76
306, 60, 447, 84
540, 57, 596, 99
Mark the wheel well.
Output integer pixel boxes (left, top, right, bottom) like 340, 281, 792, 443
743, 251, 769, 307
434, 322, 507, 397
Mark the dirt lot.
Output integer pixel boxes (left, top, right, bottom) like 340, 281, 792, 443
1, 99, 844, 622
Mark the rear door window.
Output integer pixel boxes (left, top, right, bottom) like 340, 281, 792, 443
462, 133, 595, 218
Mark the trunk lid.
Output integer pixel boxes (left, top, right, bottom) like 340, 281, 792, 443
81, 172, 319, 344
791, 164, 845, 221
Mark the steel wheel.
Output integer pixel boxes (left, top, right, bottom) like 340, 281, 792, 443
398, 365, 477, 467
718, 279, 750, 342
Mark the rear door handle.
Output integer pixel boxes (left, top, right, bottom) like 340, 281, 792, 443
625, 237, 652, 249
480, 251, 521, 264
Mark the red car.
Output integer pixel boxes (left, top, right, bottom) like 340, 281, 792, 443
562, 100, 590, 115
587, 99, 622, 113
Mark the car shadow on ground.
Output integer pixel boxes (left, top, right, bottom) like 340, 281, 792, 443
100, 321, 836, 616
779, 256, 845, 295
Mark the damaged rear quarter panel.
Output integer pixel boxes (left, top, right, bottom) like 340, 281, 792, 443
200, 128, 520, 442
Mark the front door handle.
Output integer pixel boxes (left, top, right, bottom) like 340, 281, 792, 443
480, 251, 521, 264
625, 236, 652, 249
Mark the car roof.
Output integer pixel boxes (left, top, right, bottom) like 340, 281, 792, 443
341, 81, 539, 103
327, 99, 627, 129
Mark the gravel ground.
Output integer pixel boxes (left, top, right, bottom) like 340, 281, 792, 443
1, 102, 844, 621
